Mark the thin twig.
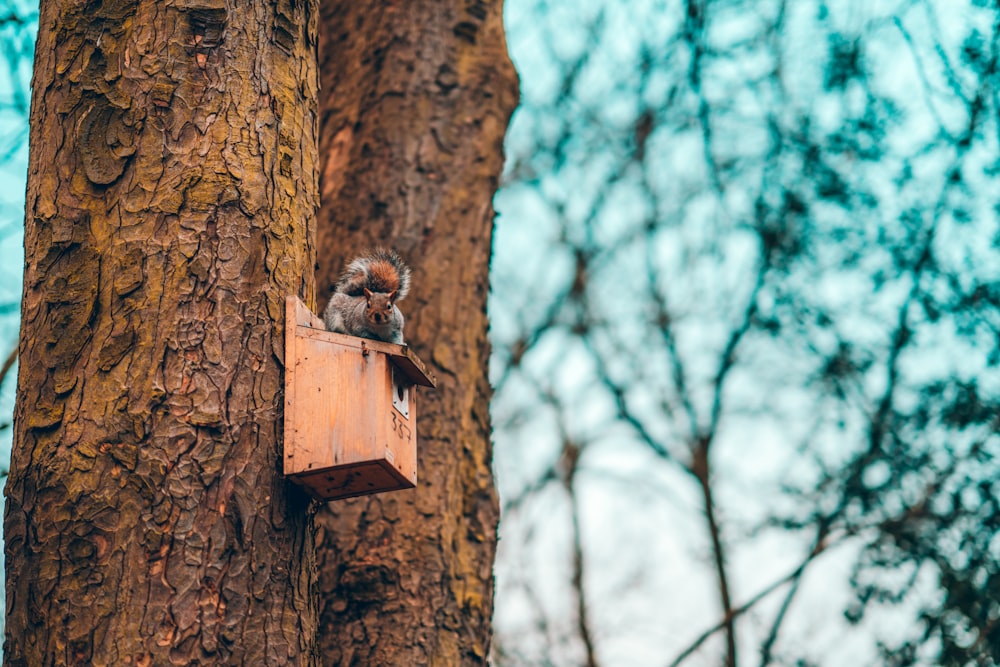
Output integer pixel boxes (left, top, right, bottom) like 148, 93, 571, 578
759, 526, 828, 666
666, 539, 830, 667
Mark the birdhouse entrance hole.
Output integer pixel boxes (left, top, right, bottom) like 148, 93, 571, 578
392, 368, 410, 418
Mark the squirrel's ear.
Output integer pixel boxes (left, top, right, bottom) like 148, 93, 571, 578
364, 288, 374, 300
388, 290, 398, 304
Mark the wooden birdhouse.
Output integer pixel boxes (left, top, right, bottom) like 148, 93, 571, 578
283, 296, 436, 500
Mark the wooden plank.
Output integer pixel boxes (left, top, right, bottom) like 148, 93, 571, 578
283, 296, 297, 476
385, 350, 436, 389
373, 359, 417, 484
290, 459, 415, 500
386, 375, 417, 483
296, 322, 437, 388
288, 295, 324, 329
288, 335, 380, 473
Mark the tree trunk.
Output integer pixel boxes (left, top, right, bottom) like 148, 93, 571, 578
4, 0, 320, 664
312, 1, 518, 664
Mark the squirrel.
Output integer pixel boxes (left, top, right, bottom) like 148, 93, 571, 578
322, 248, 411, 344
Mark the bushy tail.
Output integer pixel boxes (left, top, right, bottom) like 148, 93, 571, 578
336, 248, 411, 299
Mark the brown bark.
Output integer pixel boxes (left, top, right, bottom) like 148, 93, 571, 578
4, 0, 320, 665
313, 1, 518, 664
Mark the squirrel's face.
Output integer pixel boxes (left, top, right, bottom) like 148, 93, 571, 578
365, 289, 398, 325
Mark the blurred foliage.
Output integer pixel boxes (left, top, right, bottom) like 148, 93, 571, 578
0, 0, 33, 161
0, 0, 37, 647
492, 0, 1000, 665
0, 0, 34, 436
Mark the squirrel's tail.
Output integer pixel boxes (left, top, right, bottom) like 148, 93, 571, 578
336, 248, 411, 299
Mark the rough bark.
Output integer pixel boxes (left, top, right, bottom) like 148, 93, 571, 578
313, 1, 518, 664
4, 0, 320, 664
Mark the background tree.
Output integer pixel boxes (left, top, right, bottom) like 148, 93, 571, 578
310, 2, 518, 665
3, 0, 320, 663
491, 0, 1000, 665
